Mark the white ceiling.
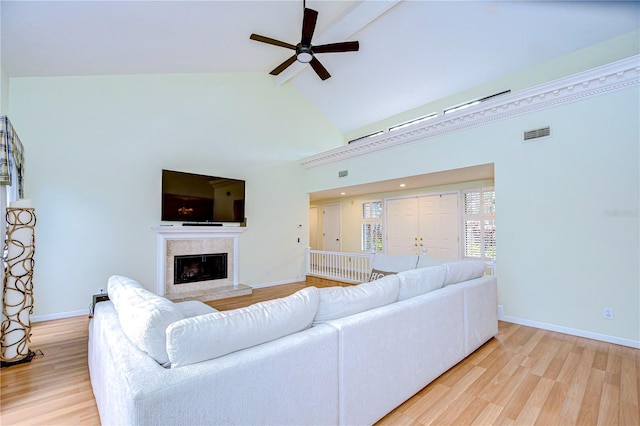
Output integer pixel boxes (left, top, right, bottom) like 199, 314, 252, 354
2, 1, 639, 133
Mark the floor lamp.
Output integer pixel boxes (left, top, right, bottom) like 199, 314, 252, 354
1, 199, 36, 367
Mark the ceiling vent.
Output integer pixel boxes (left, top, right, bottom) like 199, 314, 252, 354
523, 126, 551, 142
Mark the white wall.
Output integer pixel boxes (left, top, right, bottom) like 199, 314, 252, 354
305, 87, 640, 344
9, 72, 342, 318
1, 63, 9, 115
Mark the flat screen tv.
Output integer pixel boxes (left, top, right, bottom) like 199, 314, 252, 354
161, 169, 245, 224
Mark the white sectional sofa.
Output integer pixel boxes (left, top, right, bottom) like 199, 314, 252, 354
89, 255, 497, 425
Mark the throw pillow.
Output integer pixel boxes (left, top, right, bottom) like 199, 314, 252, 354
107, 275, 185, 367
369, 268, 394, 282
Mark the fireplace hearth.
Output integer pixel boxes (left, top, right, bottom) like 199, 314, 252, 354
174, 253, 228, 284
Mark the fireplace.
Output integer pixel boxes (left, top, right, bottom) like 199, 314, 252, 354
174, 253, 228, 284
153, 226, 251, 302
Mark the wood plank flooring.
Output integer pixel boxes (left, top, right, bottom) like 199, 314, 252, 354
1, 281, 638, 425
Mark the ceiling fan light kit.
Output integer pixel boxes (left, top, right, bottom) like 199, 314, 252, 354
296, 48, 313, 64
250, 7, 359, 80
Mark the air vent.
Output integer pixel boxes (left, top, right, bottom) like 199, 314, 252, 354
338, 170, 348, 178
523, 126, 551, 141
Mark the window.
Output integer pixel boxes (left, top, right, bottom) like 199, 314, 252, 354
462, 188, 495, 260
444, 90, 511, 115
348, 131, 384, 144
388, 113, 437, 132
361, 200, 383, 252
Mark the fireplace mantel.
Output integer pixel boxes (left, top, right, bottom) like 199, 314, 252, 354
152, 225, 247, 237
152, 226, 249, 301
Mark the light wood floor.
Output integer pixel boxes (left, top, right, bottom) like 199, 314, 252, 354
1, 282, 638, 425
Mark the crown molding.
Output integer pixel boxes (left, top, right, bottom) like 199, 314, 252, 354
301, 55, 640, 169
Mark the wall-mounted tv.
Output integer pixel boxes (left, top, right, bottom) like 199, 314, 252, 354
161, 169, 245, 224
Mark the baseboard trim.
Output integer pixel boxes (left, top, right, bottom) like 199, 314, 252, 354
32, 309, 90, 323
499, 314, 640, 349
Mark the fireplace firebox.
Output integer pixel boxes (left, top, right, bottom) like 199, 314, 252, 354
174, 253, 227, 285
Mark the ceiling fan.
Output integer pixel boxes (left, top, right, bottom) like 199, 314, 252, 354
250, 6, 359, 81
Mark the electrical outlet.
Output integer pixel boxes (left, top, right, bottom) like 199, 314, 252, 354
603, 308, 614, 320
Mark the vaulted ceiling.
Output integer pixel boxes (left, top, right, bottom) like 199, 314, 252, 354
2, 1, 639, 134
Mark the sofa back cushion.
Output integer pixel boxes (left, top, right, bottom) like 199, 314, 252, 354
443, 261, 487, 286
370, 254, 418, 273
166, 286, 320, 368
396, 266, 447, 301
416, 254, 447, 268
175, 300, 218, 318
313, 275, 400, 325
107, 275, 185, 367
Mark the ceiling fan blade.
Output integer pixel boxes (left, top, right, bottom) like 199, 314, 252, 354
310, 57, 331, 80
313, 41, 360, 54
250, 34, 296, 50
270, 54, 298, 76
301, 8, 318, 47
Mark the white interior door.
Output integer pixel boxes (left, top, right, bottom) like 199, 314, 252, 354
322, 203, 341, 252
309, 206, 319, 250
419, 193, 459, 259
386, 198, 419, 255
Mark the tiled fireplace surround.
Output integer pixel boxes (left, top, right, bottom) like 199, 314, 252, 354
152, 226, 251, 302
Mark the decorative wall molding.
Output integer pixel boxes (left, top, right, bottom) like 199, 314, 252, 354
301, 55, 640, 169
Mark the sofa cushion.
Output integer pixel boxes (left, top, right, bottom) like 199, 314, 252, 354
107, 275, 185, 367
443, 261, 487, 285
416, 254, 447, 268
396, 266, 447, 301
166, 286, 320, 368
313, 275, 400, 325
370, 254, 418, 273
368, 268, 394, 282
175, 300, 218, 318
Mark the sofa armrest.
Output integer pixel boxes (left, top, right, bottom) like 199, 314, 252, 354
325, 285, 465, 426
457, 276, 498, 356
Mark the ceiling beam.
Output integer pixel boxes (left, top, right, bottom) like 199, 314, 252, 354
274, 0, 402, 85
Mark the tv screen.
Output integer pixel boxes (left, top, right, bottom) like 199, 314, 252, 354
162, 169, 245, 223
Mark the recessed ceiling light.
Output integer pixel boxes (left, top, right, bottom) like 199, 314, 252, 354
340, 192, 346, 196
399, 184, 406, 188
